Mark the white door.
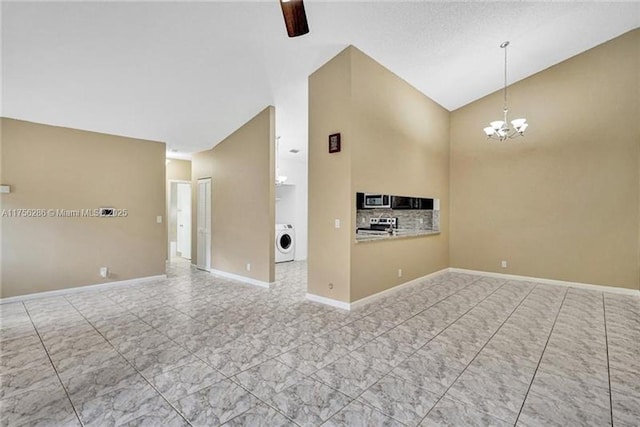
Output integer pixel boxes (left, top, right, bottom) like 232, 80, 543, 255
196, 178, 211, 271
176, 183, 191, 259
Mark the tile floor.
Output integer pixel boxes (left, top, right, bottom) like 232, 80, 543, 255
1, 259, 639, 426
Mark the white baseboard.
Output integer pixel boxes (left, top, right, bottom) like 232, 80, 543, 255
210, 269, 274, 289
450, 268, 640, 297
350, 268, 450, 310
306, 268, 449, 311
306, 267, 639, 311
306, 293, 351, 310
0, 275, 167, 305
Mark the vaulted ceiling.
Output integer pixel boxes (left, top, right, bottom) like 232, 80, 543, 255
2, 1, 638, 159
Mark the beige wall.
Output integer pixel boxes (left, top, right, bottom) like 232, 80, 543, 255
308, 48, 353, 302
308, 46, 450, 303
350, 47, 450, 301
167, 159, 191, 182
0, 118, 167, 298
450, 29, 640, 290
191, 107, 275, 284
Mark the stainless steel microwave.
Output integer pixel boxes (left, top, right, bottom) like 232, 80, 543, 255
364, 194, 391, 209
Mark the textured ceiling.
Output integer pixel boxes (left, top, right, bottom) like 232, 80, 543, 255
2, 1, 638, 159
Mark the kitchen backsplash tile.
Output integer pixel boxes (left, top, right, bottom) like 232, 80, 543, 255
432, 210, 440, 232
356, 208, 439, 232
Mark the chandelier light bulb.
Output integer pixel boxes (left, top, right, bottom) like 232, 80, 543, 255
491, 121, 505, 131
511, 118, 526, 128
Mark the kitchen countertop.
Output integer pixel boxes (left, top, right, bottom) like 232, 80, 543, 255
355, 228, 440, 242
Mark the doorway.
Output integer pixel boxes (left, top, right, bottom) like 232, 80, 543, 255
176, 182, 191, 259
168, 180, 191, 261
196, 178, 212, 271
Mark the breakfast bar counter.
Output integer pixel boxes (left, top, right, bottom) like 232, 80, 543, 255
355, 228, 440, 242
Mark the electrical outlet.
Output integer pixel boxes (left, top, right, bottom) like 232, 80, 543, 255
398, 269, 402, 278
156, 216, 163, 224
100, 267, 109, 278
246, 263, 251, 271
361, 217, 366, 224
335, 219, 340, 228
501, 260, 507, 268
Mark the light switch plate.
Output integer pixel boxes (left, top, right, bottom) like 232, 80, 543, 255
334, 219, 340, 228
156, 216, 163, 224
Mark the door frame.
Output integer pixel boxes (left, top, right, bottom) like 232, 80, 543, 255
196, 178, 212, 271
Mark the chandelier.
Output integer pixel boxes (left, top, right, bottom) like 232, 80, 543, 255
483, 41, 528, 141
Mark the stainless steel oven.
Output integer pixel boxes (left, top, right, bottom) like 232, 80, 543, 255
363, 194, 391, 209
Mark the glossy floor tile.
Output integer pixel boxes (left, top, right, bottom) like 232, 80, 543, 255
1, 258, 638, 426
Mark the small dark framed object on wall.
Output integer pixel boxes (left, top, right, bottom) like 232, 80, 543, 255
328, 133, 341, 153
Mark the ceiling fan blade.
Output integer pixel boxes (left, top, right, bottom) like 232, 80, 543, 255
279, 0, 309, 38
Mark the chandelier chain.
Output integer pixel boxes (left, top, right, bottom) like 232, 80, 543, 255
503, 42, 508, 112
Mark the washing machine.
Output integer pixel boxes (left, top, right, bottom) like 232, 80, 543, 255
275, 224, 295, 263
